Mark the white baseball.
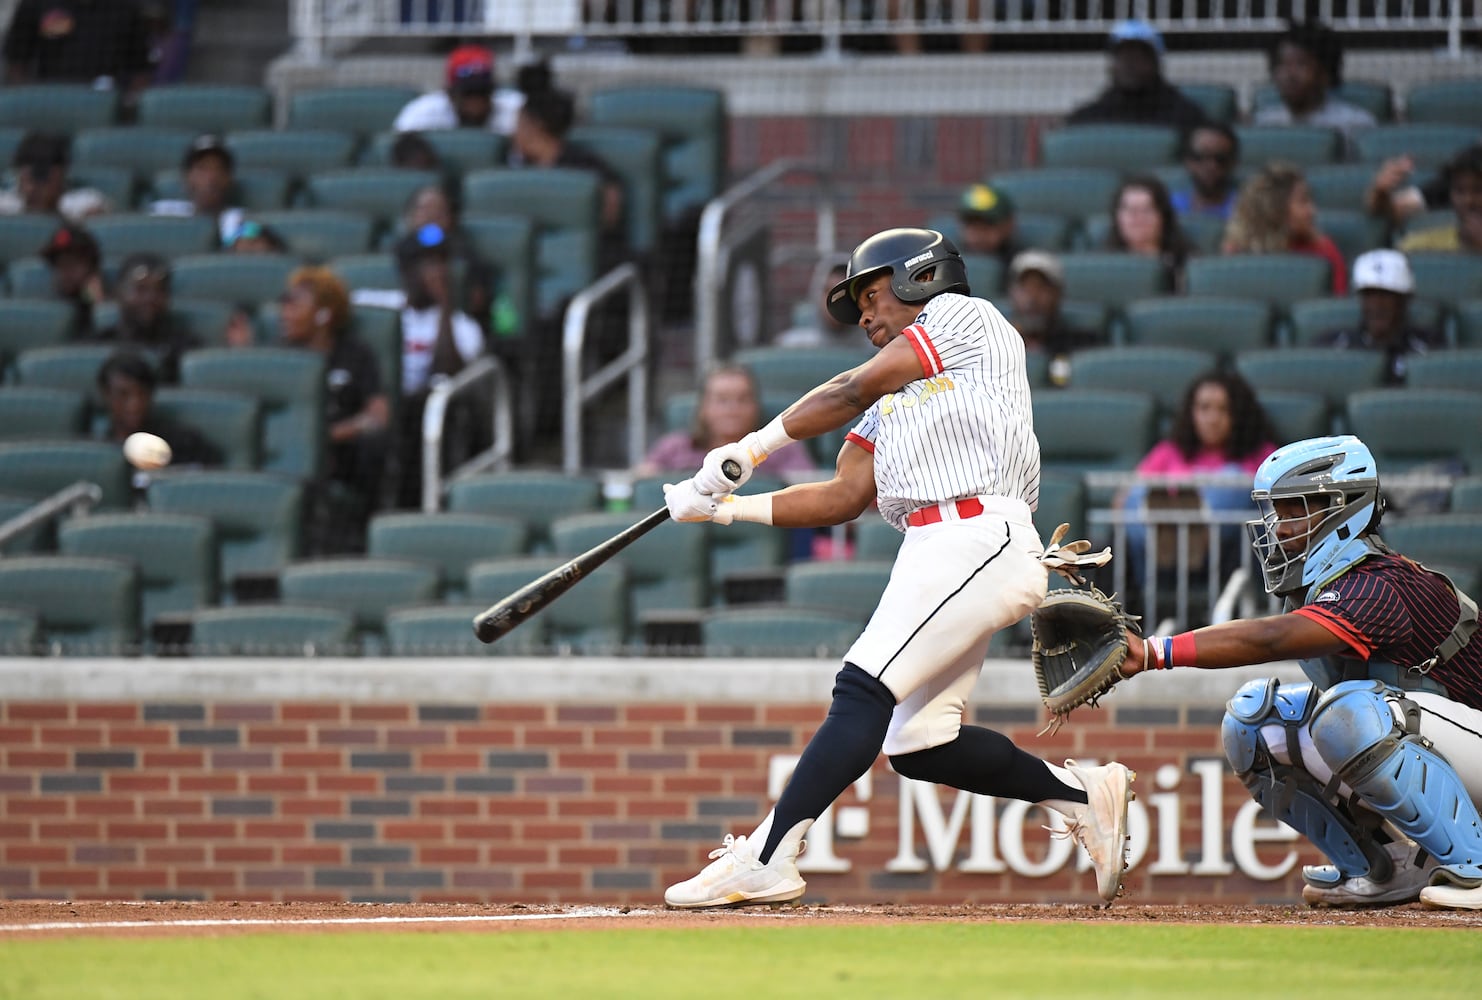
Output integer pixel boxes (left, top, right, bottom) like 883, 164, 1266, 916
122, 432, 172, 470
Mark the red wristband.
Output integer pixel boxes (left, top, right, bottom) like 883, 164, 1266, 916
1170, 632, 1198, 668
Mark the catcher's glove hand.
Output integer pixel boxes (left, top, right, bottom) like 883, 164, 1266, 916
1031, 585, 1140, 735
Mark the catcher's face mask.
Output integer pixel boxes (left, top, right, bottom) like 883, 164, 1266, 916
1246, 493, 1339, 595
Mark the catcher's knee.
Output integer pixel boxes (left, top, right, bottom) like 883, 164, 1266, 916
1307, 680, 1404, 781
1221, 677, 1319, 776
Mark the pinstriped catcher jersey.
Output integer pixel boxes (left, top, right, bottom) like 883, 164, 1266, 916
844, 292, 1041, 531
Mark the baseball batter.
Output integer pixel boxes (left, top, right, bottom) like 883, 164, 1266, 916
661, 228, 1135, 908
1119, 435, 1482, 910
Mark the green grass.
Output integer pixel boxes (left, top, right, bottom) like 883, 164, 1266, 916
3, 922, 1480, 999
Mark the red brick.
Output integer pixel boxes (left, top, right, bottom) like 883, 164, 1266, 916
557, 751, 619, 770
248, 774, 309, 794
384, 822, 446, 840
176, 821, 237, 839
0, 725, 33, 744
418, 798, 480, 817
592, 729, 654, 747
104, 868, 171, 888
283, 845, 341, 864
696, 705, 758, 723
486, 705, 545, 722
7, 750, 67, 767
175, 868, 239, 888
247, 726, 311, 745
555, 706, 618, 724
244, 821, 305, 839
179, 775, 239, 793
696, 753, 761, 770
39, 726, 103, 746
281, 892, 340, 903
215, 846, 275, 863
145, 846, 206, 864
7, 703, 70, 722
106, 822, 170, 840
487, 846, 548, 864
521, 870, 582, 890
594, 775, 653, 794
663, 775, 725, 795
482, 797, 547, 817
37, 821, 99, 839
420, 845, 479, 864
314, 775, 377, 794
143, 798, 203, 817
762, 705, 825, 724
106, 727, 172, 746
38, 869, 99, 888
282, 751, 343, 768
280, 798, 343, 817
349, 705, 410, 722
109, 774, 171, 793
556, 800, 619, 818
0, 820, 30, 838
77, 704, 139, 722
522, 728, 583, 746
6, 845, 66, 863
74, 798, 138, 817
7, 797, 67, 816
558, 847, 619, 865
451, 821, 513, 841
627, 800, 690, 819
143, 750, 203, 768
419, 751, 481, 769
451, 726, 517, 747
522, 822, 582, 840
213, 704, 276, 723
387, 728, 445, 746
624, 705, 686, 723
282, 703, 343, 722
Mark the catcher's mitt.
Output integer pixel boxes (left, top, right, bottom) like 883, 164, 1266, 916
1031, 585, 1140, 735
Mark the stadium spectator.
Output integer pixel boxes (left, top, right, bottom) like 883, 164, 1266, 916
148, 134, 243, 244
389, 132, 440, 172
3, 0, 153, 100
1315, 250, 1443, 384
1253, 21, 1375, 148
0, 132, 110, 222
1171, 123, 1240, 221
280, 266, 389, 550
775, 260, 856, 349
39, 221, 102, 337
1224, 162, 1347, 294
224, 219, 287, 255
1398, 145, 1482, 255
1066, 20, 1207, 132
1105, 175, 1191, 291
953, 183, 1021, 267
95, 349, 219, 470
1004, 250, 1101, 388
635, 363, 815, 478
91, 252, 201, 384
393, 45, 525, 137
380, 183, 495, 335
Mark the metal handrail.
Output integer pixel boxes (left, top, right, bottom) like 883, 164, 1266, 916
694, 158, 835, 381
421, 356, 515, 512
562, 261, 649, 473
0, 482, 104, 551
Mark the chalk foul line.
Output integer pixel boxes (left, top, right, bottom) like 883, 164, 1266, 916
0, 906, 631, 933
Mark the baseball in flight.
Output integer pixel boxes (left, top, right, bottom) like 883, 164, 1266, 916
122, 432, 172, 470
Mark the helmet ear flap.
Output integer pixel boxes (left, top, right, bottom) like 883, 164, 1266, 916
1364, 492, 1386, 534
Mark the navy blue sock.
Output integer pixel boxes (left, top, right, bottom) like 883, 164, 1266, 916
758, 664, 895, 864
889, 726, 1086, 804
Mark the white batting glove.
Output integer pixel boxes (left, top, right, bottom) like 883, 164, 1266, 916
1039, 521, 1113, 585
663, 480, 721, 523
694, 437, 758, 494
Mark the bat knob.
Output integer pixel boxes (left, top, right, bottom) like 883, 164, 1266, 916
721, 459, 743, 481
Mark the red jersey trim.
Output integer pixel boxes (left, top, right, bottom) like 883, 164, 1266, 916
1293, 605, 1375, 659
844, 431, 874, 453
904, 324, 942, 376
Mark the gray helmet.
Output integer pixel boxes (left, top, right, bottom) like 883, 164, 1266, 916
825, 228, 970, 325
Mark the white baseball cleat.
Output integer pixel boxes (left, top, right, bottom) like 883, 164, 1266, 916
1302, 840, 1435, 908
1419, 874, 1482, 911
1057, 759, 1136, 904
663, 833, 807, 909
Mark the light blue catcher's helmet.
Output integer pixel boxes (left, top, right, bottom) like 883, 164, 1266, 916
1246, 435, 1384, 596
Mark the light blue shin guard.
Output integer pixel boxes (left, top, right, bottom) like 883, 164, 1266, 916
1309, 680, 1482, 888
1223, 678, 1390, 881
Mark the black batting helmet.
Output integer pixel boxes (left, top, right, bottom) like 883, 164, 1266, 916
825, 228, 970, 325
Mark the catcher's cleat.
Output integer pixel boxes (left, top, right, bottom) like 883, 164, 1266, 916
1056, 760, 1136, 904
1302, 840, 1434, 909
1419, 880, 1482, 911
663, 833, 807, 909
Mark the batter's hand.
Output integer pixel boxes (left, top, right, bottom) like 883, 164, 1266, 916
663, 480, 720, 523
695, 437, 759, 494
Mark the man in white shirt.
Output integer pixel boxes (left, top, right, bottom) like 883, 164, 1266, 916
1253, 21, 1376, 148
0, 131, 111, 222
147, 134, 244, 245
392, 44, 524, 138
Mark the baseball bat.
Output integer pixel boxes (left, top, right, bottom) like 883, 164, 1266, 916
471, 459, 742, 644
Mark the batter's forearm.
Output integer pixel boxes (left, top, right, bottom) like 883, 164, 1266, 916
768, 481, 872, 528
775, 378, 871, 442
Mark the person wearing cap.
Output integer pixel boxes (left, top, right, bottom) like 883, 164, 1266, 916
1315, 250, 1443, 385
91, 252, 202, 384
393, 44, 526, 138
0, 131, 111, 222
1066, 19, 1207, 132
1005, 250, 1101, 388
955, 183, 1021, 266
40, 221, 103, 337
148, 134, 244, 244
1253, 20, 1375, 149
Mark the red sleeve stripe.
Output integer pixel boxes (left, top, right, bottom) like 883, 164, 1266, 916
845, 432, 875, 453
904, 324, 942, 376
1293, 605, 1374, 659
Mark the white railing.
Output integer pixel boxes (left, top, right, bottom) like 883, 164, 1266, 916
562, 261, 650, 472
293, 1, 1478, 60
421, 356, 516, 512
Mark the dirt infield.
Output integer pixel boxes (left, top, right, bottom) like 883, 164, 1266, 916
2, 899, 1480, 936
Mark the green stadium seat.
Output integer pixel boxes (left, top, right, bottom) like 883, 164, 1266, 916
1233, 125, 1342, 167
0, 385, 86, 440
225, 129, 357, 180
147, 471, 303, 586
1284, 296, 1446, 348
279, 557, 438, 649
962, 252, 1005, 298
588, 86, 726, 224
461, 213, 537, 340
1236, 349, 1388, 415
137, 85, 272, 132
1068, 346, 1217, 416
0, 126, 26, 164
446, 471, 602, 551
384, 604, 510, 657
1380, 514, 1482, 570
1408, 253, 1482, 305
168, 253, 300, 308
732, 345, 874, 399
0, 214, 62, 267
58, 512, 217, 628
1058, 253, 1170, 308
1454, 299, 1482, 347
1013, 212, 1076, 252
990, 168, 1121, 220
361, 129, 508, 173
1354, 125, 1478, 170
0, 85, 115, 132
467, 556, 626, 652
463, 167, 603, 316
1120, 297, 1271, 358
367, 512, 528, 599
784, 561, 893, 621
1404, 80, 1482, 128
854, 516, 904, 560
1186, 255, 1332, 307
13, 345, 116, 405
0, 555, 137, 655
0, 439, 130, 509
152, 387, 260, 470
72, 126, 195, 179
67, 165, 134, 208
149, 166, 292, 212
1040, 124, 1180, 171
190, 605, 354, 656
700, 606, 859, 657
4, 256, 52, 298
1346, 389, 1482, 472
1452, 476, 1482, 513
1034, 471, 1091, 547
1253, 80, 1394, 123
0, 606, 38, 655
0, 299, 76, 370
1404, 349, 1482, 391
551, 510, 709, 618
346, 304, 402, 417
1256, 390, 1331, 445
304, 167, 441, 233
181, 348, 324, 479
288, 86, 421, 138
1180, 214, 1228, 256
630, 475, 789, 591
91, 297, 238, 349
254, 210, 373, 261
567, 124, 664, 255
1321, 209, 1389, 266
1033, 389, 1157, 478
329, 253, 398, 293
1305, 164, 1384, 212
0, 494, 47, 555
87, 213, 218, 260
1179, 84, 1238, 124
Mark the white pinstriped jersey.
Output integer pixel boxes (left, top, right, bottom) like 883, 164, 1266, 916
844, 293, 1040, 532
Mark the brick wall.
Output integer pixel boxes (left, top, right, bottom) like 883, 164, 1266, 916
0, 692, 1322, 905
